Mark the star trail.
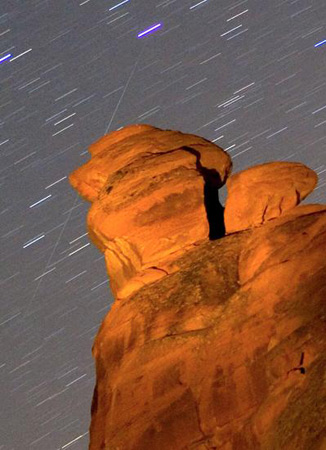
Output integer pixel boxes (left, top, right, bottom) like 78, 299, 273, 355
0, 52, 11, 63
315, 39, 326, 47
1, 0, 326, 448
137, 23, 162, 38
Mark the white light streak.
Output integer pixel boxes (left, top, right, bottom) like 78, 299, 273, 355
29, 195, 52, 208
186, 77, 207, 90
55, 88, 77, 101
243, 97, 264, 109
200, 52, 221, 64
314, 119, 326, 128
107, 12, 129, 25
266, 127, 288, 139
54, 113, 76, 126
233, 82, 255, 94
68, 243, 90, 256
73, 94, 95, 107
285, 101, 307, 113
314, 39, 326, 48
137, 23, 161, 37
18, 78, 40, 90
36, 388, 68, 407
221, 24, 242, 36
30, 431, 52, 446
190, 0, 208, 10
214, 119, 236, 131
45, 109, 67, 123
28, 80, 51, 93
9, 359, 31, 374
0, 312, 21, 326
312, 105, 326, 114
61, 432, 88, 449
34, 267, 56, 281
91, 279, 107, 291
45, 176, 67, 189
69, 232, 88, 244
212, 135, 224, 142
229, 0, 248, 10
217, 95, 241, 107
23, 234, 45, 248
52, 123, 74, 136
65, 373, 87, 386
14, 151, 36, 164
10, 48, 32, 61
251, 129, 272, 140
65, 270, 87, 283
0, 29, 10, 36
226, 27, 248, 40
227, 9, 248, 21
0, 53, 11, 63
232, 146, 252, 158
109, 0, 129, 11
103, 86, 123, 98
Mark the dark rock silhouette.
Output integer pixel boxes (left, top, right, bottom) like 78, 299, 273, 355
69, 124, 326, 450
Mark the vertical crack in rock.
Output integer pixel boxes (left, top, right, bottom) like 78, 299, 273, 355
182, 146, 225, 240
261, 203, 269, 224
69, 125, 326, 450
279, 196, 284, 215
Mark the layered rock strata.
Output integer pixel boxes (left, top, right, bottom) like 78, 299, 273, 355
69, 124, 326, 450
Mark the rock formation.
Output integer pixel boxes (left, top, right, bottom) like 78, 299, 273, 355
69, 124, 231, 299
69, 124, 326, 450
224, 162, 318, 234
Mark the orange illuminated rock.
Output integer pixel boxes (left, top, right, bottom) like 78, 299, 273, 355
69, 124, 232, 298
69, 125, 326, 450
224, 162, 318, 234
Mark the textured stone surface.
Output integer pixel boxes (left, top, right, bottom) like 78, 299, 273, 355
69, 126, 326, 450
89, 205, 326, 450
69, 124, 232, 298
224, 162, 318, 234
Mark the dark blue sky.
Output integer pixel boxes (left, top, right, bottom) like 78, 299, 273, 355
1, 0, 326, 448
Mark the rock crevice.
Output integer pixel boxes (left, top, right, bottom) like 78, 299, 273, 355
69, 124, 326, 450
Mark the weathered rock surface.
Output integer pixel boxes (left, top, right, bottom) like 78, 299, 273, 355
69, 124, 232, 298
224, 162, 318, 234
69, 125, 326, 450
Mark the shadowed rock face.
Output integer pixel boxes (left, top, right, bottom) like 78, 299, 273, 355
69, 124, 326, 450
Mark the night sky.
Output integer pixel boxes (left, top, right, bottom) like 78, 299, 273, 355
1, 0, 326, 448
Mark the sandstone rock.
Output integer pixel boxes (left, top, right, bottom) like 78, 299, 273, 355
69, 124, 155, 201
224, 162, 318, 234
69, 124, 232, 298
239, 204, 326, 285
69, 126, 326, 450
89, 205, 326, 450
